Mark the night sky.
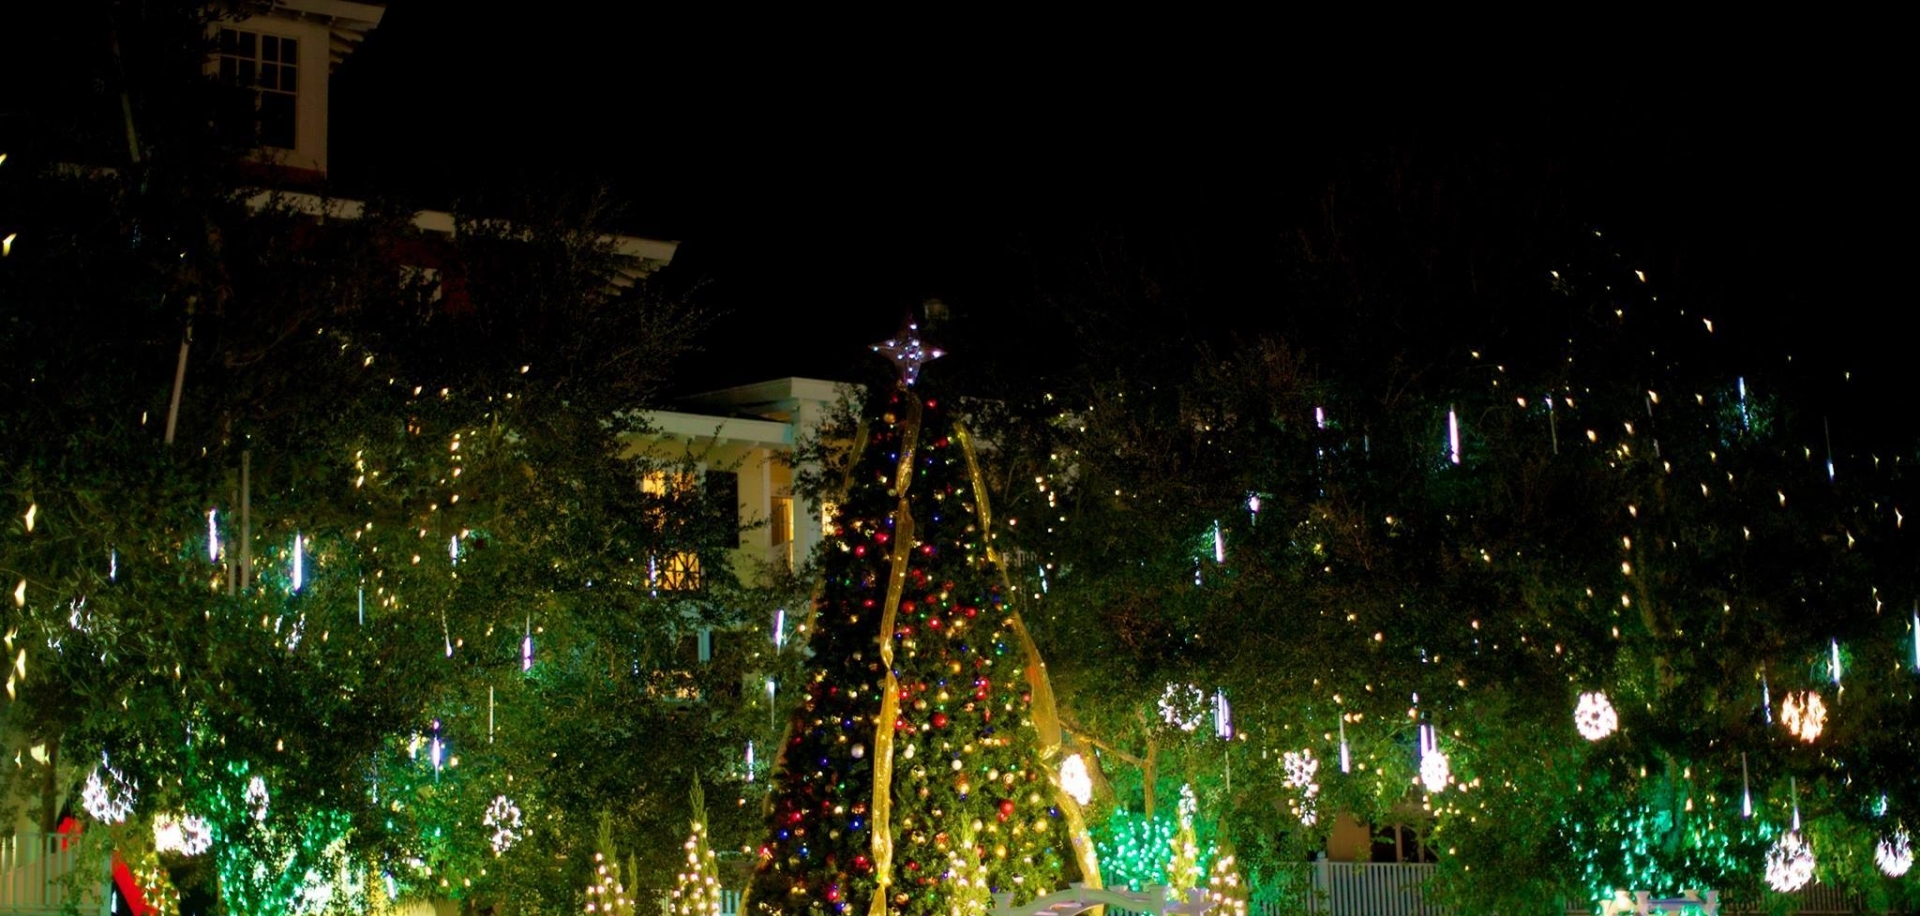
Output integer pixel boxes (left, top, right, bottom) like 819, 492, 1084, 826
10, 7, 1907, 400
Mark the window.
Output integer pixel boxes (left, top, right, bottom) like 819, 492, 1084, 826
649, 551, 701, 591
770, 496, 793, 547
218, 28, 298, 150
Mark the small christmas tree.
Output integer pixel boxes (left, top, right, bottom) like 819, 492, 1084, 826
585, 814, 634, 916
747, 323, 1091, 916
1204, 841, 1248, 916
673, 781, 724, 916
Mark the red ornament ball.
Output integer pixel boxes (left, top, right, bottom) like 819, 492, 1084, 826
997, 799, 1016, 820
932, 712, 949, 728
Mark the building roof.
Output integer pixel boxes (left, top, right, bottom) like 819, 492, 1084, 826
256, 0, 387, 71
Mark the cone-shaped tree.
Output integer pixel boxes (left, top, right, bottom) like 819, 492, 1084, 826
747, 325, 1088, 916
674, 781, 724, 916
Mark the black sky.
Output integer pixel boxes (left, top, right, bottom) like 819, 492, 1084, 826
323, 18, 1905, 396
9, 6, 1904, 398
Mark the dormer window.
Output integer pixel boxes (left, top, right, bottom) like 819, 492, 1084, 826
217, 28, 299, 150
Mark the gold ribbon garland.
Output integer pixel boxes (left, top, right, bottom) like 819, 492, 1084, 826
866, 391, 921, 916
956, 423, 1104, 895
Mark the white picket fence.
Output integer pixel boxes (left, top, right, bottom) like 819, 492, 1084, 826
1249, 861, 1869, 916
0, 832, 89, 916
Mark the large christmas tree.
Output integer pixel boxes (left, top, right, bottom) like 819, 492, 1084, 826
746, 325, 1096, 916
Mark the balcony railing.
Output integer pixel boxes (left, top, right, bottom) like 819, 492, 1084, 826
0, 832, 93, 916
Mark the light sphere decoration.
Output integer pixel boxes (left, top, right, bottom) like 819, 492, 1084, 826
1158, 683, 1207, 732
244, 775, 270, 822
1282, 749, 1319, 790
1573, 691, 1619, 740
1877, 828, 1913, 878
81, 756, 136, 823
153, 812, 213, 856
1780, 690, 1827, 742
1764, 830, 1816, 892
484, 795, 524, 856
1059, 753, 1093, 806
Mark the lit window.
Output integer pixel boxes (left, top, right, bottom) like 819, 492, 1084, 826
650, 551, 702, 591
217, 28, 298, 150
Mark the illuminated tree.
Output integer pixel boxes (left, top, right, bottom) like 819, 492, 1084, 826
746, 330, 1095, 916
674, 781, 724, 916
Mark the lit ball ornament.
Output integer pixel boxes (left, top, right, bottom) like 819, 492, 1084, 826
81, 756, 136, 823
484, 795, 524, 855
1573, 691, 1618, 740
1764, 831, 1815, 892
1282, 749, 1319, 790
153, 812, 213, 856
1158, 683, 1206, 732
1877, 829, 1913, 878
244, 775, 270, 822
1780, 690, 1827, 742
1059, 753, 1093, 805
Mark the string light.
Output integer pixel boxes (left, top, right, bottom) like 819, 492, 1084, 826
208, 508, 220, 561
1159, 683, 1205, 732
1213, 689, 1232, 739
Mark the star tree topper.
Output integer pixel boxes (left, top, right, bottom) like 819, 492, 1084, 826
872, 320, 945, 386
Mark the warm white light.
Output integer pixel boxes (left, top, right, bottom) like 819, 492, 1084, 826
1764, 831, 1815, 892
82, 755, 136, 823
1781, 690, 1827, 742
1573, 692, 1618, 740
1159, 683, 1205, 732
1059, 753, 1092, 805
153, 812, 213, 856
1877, 829, 1913, 877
